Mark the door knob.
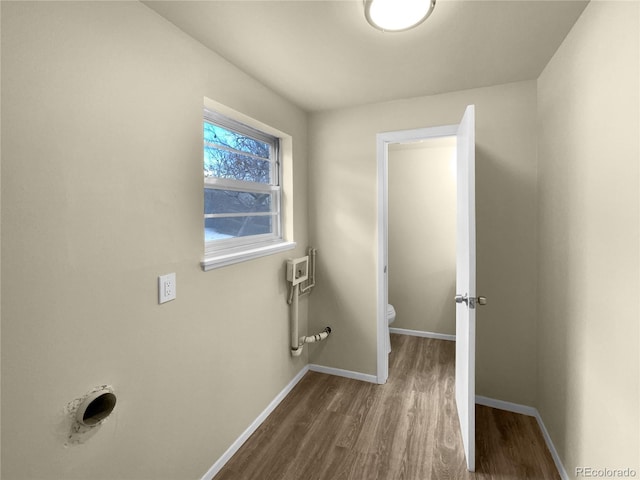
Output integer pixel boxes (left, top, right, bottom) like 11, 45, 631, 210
455, 294, 487, 308
455, 294, 468, 305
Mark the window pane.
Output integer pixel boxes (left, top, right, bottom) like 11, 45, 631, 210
204, 122, 270, 159
205, 216, 273, 240
204, 189, 273, 215
204, 147, 272, 184
202, 111, 282, 256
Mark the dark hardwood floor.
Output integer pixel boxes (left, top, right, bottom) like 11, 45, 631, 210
213, 334, 560, 480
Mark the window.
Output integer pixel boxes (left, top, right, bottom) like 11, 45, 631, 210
202, 108, 293, 270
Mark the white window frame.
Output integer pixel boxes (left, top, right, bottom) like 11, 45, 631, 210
202, 107, 294, 270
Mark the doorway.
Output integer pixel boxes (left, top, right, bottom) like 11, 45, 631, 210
375, 123, 459, 384
387, 137, 457, 339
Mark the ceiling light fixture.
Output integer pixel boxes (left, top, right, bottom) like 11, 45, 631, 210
364, 0, 436, 32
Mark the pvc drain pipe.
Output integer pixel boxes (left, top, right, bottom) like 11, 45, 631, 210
289, 266, 331, 356
300, 327, 332, 344
291, 283, 302, 355
291, 326, 332, 357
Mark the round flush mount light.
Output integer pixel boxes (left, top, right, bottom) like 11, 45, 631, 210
364, 0, 436, 32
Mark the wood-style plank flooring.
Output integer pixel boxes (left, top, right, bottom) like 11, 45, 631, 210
213, 334, 560, 480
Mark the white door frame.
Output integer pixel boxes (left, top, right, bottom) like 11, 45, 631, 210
375, 124, 459, 384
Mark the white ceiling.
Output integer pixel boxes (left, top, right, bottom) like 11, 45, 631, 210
143, 0, 588, 112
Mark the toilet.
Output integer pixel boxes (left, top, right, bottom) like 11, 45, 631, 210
386, 304, 396, 353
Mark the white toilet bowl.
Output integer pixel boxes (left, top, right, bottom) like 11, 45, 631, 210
386, 304, 396, 354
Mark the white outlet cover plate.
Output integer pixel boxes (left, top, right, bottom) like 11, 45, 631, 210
158, 273, 176, 304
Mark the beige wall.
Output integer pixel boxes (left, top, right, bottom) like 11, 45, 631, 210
388, 141, 456, 335
537, 1, 640, 476
308, 80, 539, 405
1, 2, 308, 479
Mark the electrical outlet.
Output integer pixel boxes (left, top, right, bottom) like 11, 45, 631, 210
158, 273, 176, 304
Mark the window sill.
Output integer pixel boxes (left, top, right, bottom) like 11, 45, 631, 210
201, 241, 296, 271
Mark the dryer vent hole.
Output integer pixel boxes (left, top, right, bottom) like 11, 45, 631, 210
81, 392, 116, 426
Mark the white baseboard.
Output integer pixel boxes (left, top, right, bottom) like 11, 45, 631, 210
475, 396, 568, 480
533, 410, 570, 480
390, 327, 456, 342
308, 363, 378, 384
200, 365, 310, 480
475, 395, 538, 417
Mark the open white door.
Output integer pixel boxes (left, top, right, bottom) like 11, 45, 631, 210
455, 105, 476, 472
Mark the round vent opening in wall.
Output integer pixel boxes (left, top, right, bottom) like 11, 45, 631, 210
76, 390, 117, 427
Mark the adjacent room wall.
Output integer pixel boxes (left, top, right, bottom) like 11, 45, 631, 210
388, 141, 456, 335
308, 80, 539, 405
1, 2, 308, 479
537, 1, 639, 475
